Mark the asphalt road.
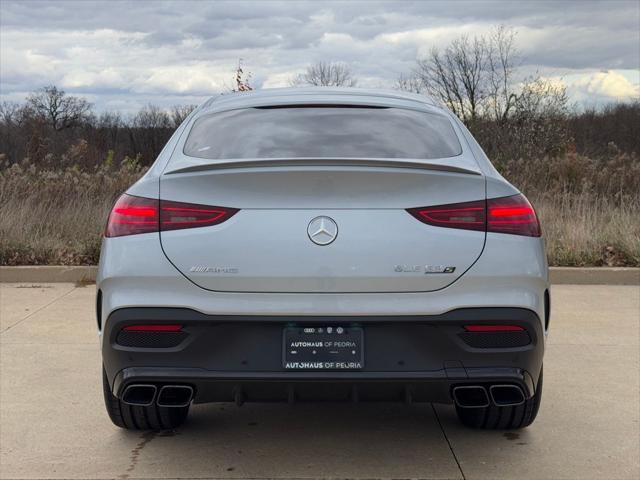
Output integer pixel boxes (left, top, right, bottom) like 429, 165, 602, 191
1, 283, 638, 480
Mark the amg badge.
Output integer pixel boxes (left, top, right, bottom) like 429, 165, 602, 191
189, 266, 239, 274
394, 265, 456, 274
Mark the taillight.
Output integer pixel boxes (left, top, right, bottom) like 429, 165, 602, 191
407, 194, 540, 237
159, 200, 239, 232
487, 194, 541, 237
105, 194, 239, 237
105, 195, 159, 237
407, 200, 486, 232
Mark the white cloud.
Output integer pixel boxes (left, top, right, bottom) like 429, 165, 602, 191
61, 68, 124, 89
573, 70, 639, 99
0, 0, 638, 112
534, 70, 640, 105
262, 70, 301, 88
135, 64, 231, 94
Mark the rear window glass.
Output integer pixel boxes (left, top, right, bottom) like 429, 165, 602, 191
183, 106, 462, 160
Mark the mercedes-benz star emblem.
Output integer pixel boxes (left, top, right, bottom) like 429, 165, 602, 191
307, 216, 338, 246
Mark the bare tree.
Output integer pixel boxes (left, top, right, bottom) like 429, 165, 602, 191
95, 111, 123, 130
394, 74, 424, 94
471, 76, 570, 162
292, 61, 357, 87
513, 76, 570, 157
0, 101, 34, 163
170, 104, 197, 128
26, 85, 91, 130
411, 26, 521, 123
131, 104, 171, 129
0, 101, 27, 126
414, 35, 489, 122
515, 77, 569, 119
128, 104, 172, 162
486, 26, 519, 123
406, 26, 575, 159
516, 77, 569, 119
513, 77, 569, 156
232, 59, 253, 92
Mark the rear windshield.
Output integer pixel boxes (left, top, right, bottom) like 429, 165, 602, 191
183, 106, 462, 160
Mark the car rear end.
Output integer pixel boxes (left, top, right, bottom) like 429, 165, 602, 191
97, 89, 548, 430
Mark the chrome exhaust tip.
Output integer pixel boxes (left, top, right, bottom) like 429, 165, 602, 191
489, 384, 526, 406
157, 385, 194, 408
452, 385, 490, 408
121, 384, 157, 406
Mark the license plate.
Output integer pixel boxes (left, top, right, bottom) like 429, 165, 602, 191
283, 326, 364, 370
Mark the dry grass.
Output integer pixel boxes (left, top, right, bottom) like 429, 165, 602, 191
0, 160, 144, 265
535, 194, 639, 266
1, 154, 638, 266
506, 151, 640, 266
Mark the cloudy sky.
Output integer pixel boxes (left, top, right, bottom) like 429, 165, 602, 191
1, 0, 638, 113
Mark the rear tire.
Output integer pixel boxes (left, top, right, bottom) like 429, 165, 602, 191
102, 368, 189, 430
455, 367, 543, 429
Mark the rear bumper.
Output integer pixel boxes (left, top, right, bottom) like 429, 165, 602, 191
113, 366, 535, 405
103, 307, 544, 405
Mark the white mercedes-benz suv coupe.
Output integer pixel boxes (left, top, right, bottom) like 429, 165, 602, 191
98, 88, 548, 431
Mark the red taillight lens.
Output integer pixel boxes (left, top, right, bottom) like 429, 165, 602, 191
407, 200, 486, 232
407, 194, 540, 237
123, 324, 183, 332
106, 194, 159, 237
105, 194, 239, 237
487, 194, 541, 237
160, 200, 239, 232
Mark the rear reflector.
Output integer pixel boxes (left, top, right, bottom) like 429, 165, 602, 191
123, 324, 183, 332
105, 194, 239, 237
407, 194, 541, 237
464, 325, 524, 332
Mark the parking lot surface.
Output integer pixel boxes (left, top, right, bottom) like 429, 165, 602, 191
1, 283, 638, 480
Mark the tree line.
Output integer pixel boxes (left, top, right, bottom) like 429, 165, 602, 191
0, 87, 196, 169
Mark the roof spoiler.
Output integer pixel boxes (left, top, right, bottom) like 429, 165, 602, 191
165, 158, 482, 176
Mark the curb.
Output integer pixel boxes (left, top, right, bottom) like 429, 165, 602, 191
549, 267, 639, 286
1, 265, 638, 285
0, 266, 98, 284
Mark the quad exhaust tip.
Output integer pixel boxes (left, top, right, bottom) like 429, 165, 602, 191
453, 384, 526, 408
489, 384, 526, 406
121, 384, 194, 407
122, 384, 157, 406
157, 385, 194, 408
452, 385, 490, 408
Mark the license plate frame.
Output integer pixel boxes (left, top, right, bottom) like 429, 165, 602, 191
282, 326, 364, 370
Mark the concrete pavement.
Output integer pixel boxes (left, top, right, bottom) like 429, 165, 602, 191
0, 284, 638, 479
